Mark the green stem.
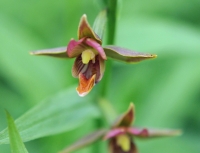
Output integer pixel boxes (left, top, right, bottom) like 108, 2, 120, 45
95, 0, 118, 126
101, 0, 108, 6
100, 0, 117, 98
98, 98, 117, 124
93, 1, 118, 152
107, 0, 117, 44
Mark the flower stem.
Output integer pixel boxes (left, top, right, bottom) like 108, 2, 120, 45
93, 1, 118, 152
100, 0, 117, 98
95, 0, 118, 123
107, 0, 117, 44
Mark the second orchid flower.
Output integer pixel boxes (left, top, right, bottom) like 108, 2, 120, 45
59, 103, 181, 153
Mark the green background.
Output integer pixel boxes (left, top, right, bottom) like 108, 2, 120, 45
0, 0, 200, 152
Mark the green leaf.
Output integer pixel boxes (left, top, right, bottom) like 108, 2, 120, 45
93, 10, 107, 40
0, 86, 100, 144
6, 111, 29, 153
30, 46, 69, 58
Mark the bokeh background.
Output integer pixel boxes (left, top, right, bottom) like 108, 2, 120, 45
0, 0, 200, 152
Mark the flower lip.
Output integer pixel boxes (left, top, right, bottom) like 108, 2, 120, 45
76, 73, 96, 97
72, 54, 104, 83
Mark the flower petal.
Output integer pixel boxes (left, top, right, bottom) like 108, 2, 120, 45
72, 55, 85, 78
145, 129, 182, 137
109, 136, 138, 153
98, 56, 105, 82
128, 127, 181, 138
103, 128, 127, 140
76, 73, 96, 97
72, 55, 103, 83
67, 38, 89, 58
112, 103, 135, 128
85, 38, 107, 60
30, 46, 68, 58
92, 10, 107, 40
59, 130, 106, 153
127, 128, 148, 137
104, 45, 157, 63
78, 14, 102, 44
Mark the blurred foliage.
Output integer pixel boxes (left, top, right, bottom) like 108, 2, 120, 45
0, 87, 100, 144
0, 0, 200, 153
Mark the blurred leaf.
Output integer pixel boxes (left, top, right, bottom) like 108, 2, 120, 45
93, 10, 107, 40
6, 111, 29, 153
0, 86, 100, 144
116, 16, 200, 56
0, 14, 75, 104
122, 0, 200, 25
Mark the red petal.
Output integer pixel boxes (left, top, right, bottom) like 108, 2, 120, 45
67, 38, 88, 58
85, 38, 106, 60
103, 128, 127, 140
127, 128, 148, 137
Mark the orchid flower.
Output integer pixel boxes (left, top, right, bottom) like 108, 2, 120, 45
31, 11, 157, 96
59, 103, 181, 153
